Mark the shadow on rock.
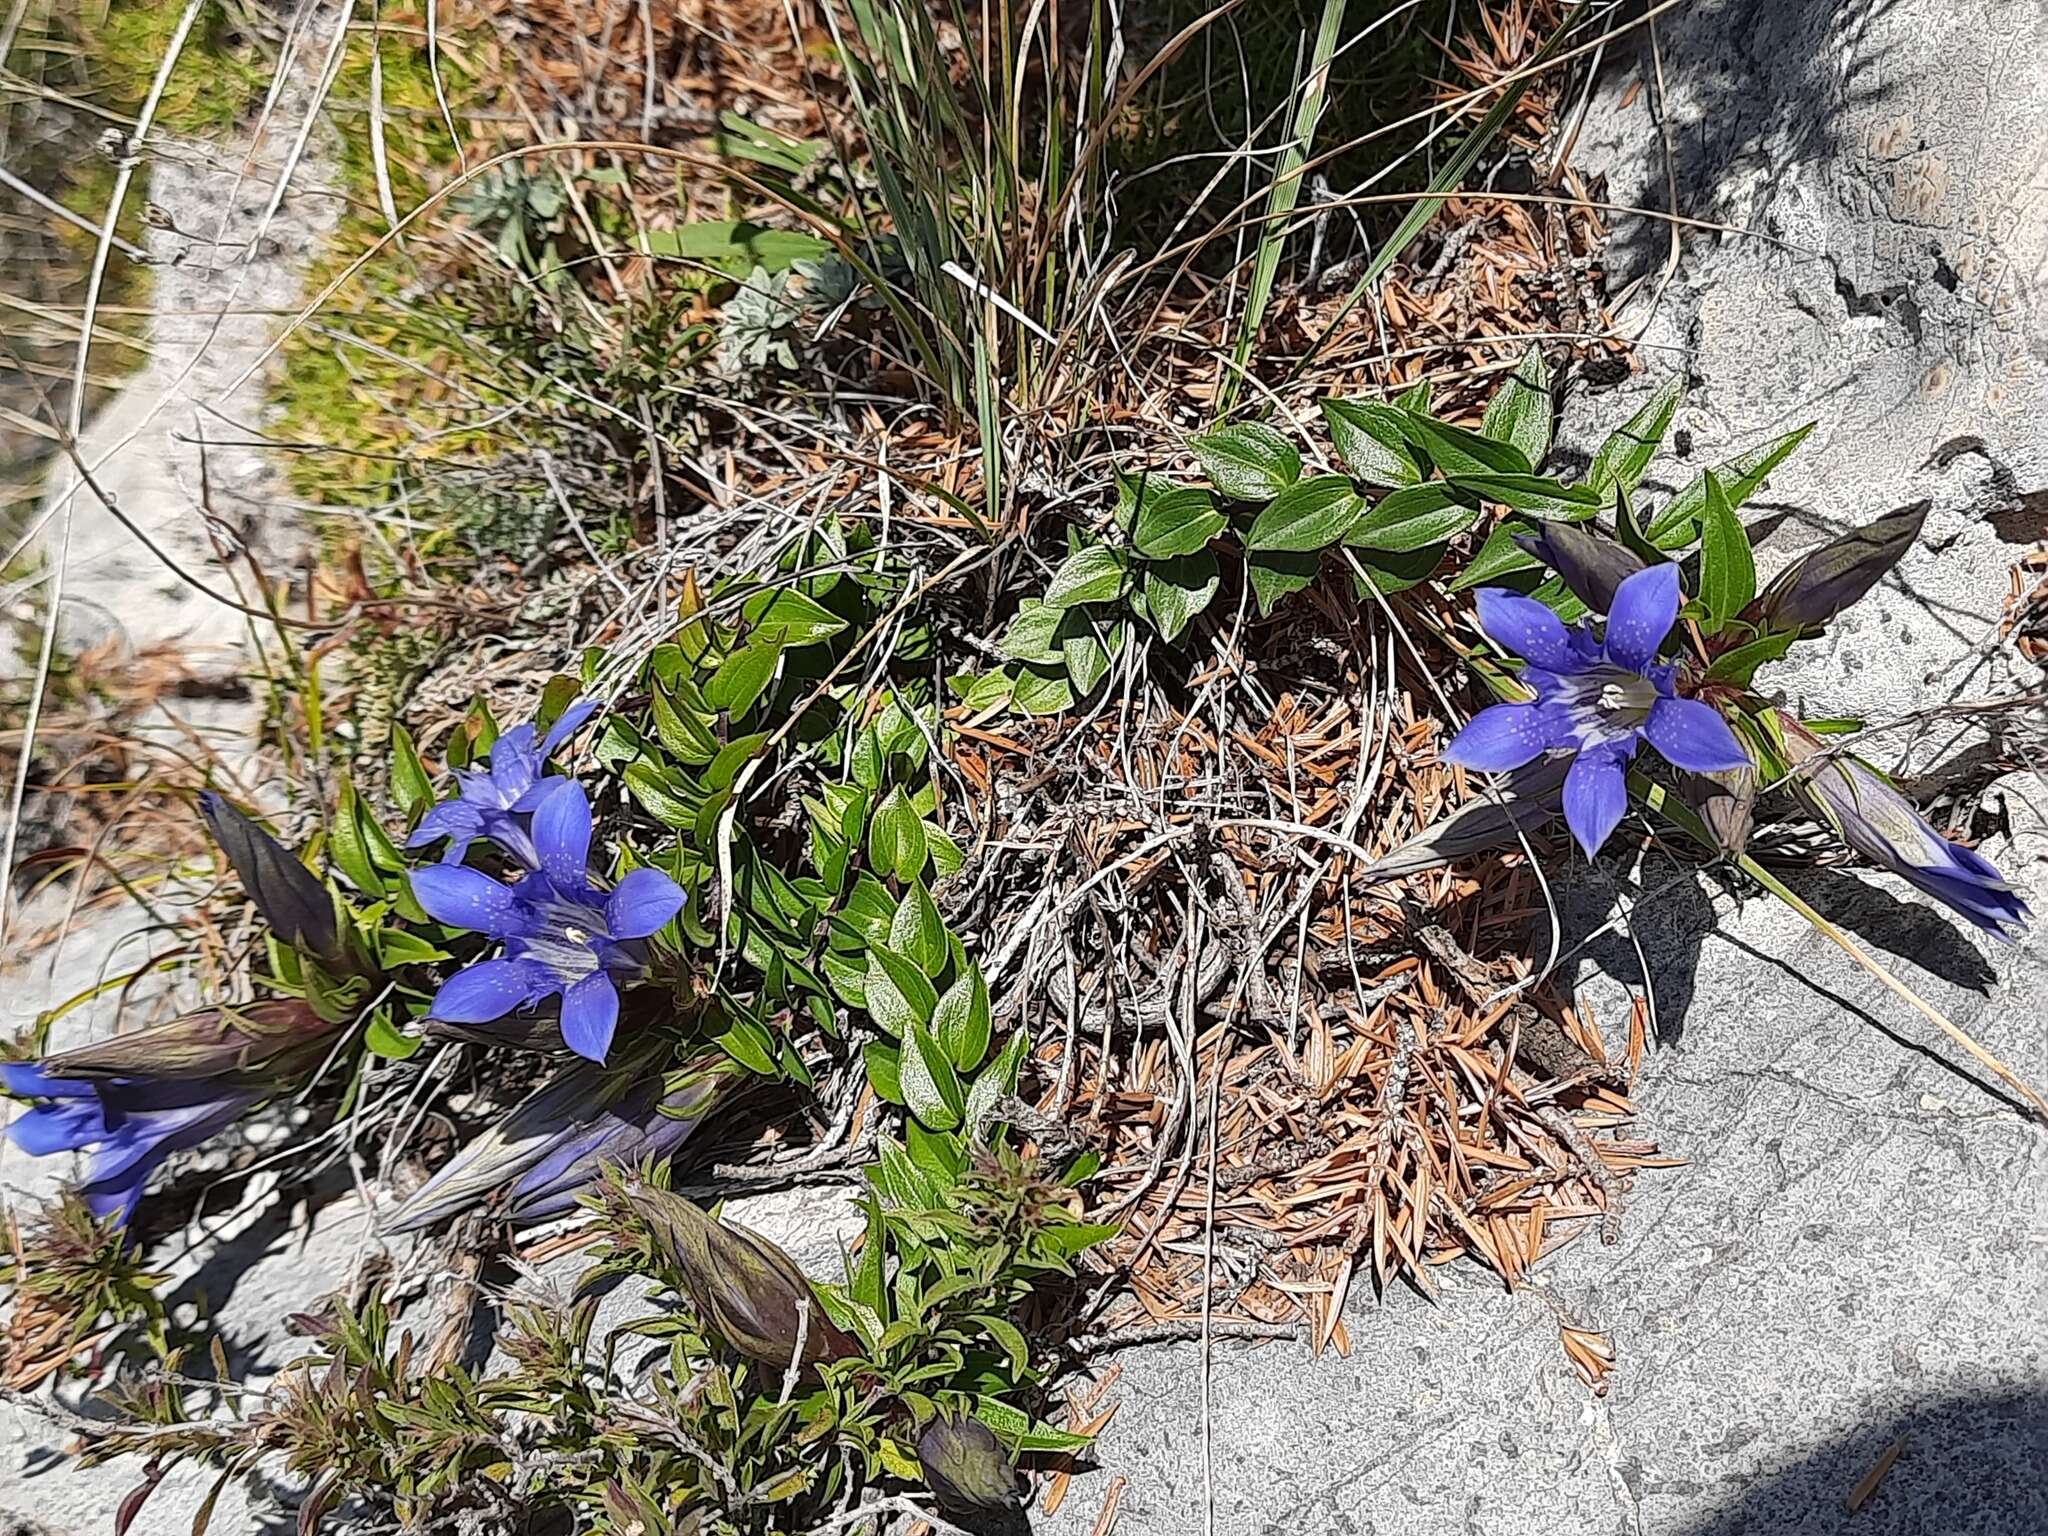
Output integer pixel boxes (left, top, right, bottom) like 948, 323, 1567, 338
1672, 1387, 2048, 1536
1595, 0, 1904, 294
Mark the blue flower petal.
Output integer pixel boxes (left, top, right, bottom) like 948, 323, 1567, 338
1563, 747, 1631, 858
406, 800, 484, 859
410, 865, 535, 938
605, 868, 685, 940
1475, 589, 1580, 673
539, 697, 599, 760
1442, 703, 1568, 773
531, 780, 593, 890
429, 957, 551, 1022
488, 725, 541, 803
1643, 697, 1750, 773
509, 778, 562, 814
8, 1099, 108, 1155
1, 1062, 79, 1098
559, 973, 620, 1063
1602, 562, 1681, 673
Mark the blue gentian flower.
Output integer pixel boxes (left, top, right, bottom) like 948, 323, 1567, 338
407, 698, 598, 867
1784, 719, 2030, 941
1443, 563, 1750, 857
410, 780, 685, 1063
386, 1057, 727, 1231
1, 1064, 257, 1228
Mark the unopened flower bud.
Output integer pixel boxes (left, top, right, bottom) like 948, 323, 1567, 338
39, 999, 341, 1086
1782, 719, 2029, 939
916, 1413, 1022, 1518
1757, 501, 1927, 632
1512, 522, 1649, 615
199, 792, 343, 965
620, 1182, 858, 1370
387, 1055, 729, 1233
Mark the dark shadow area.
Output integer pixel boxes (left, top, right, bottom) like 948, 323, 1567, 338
1597, 0, 1904, 292
1671, 1387, 2048, 1536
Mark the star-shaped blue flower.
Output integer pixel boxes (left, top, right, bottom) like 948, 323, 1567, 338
410, 779, 685, 1063
1443, 563, 1750, 857
407, 698, 598, 868
1, 1064, 258, 1228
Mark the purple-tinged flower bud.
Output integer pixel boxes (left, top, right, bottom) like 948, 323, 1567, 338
1756, 501, 1927, 632
386, 1054, 730, 1233
618, 1181, 859, 1371
1512, 522, 1649, 615
916, 1413, 1022, 1518
1782, 719, 2029, 940
199, 792, 343, 965
38, 1000, 342, 1086
1692, 762, 1757, 856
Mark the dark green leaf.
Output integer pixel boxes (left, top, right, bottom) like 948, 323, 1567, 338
1398, 411, 1531, 476
890, 881, 948, 975
1320, 398, 1422, 486
1247, 549, 1320, 615
1345, 483, 1478, 552
1586, 376, 1683, 497
716, 1015, 781, 1075
1141, 551, 1220, 642
1246, 475, 1365, 551
1130, 485, 1226, 558
1348, 544, 1445, 596
1042, 544, 1128, 607
1447, 472, 1599, 521
1189, 421, 1301, 500
1696, 471, 1757, 630
1646, 422, 1814, 547
1480, 346, 1552, 466
1447, 521, 1542, 590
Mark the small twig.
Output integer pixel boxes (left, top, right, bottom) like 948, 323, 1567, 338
1064, 1317, 1306, 1354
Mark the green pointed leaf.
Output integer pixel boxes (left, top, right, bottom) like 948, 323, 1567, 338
866, 944, 939, 1036
1647, 421, 1815, 547
705, 641, 780, 716
868, 787, 928, 880
1586, 376, 1683, 497
863, 1041, 906, 1104
1043, 544, 1128, 608
1398, 412, 1531, 476
390, 726, 433, 816
741, 586, 847, 647
1061, 622, 1118, 696
1189, 421, 1301, 501
1705, 628, 1798, 687
1448, 521, 1542, 590
1447, 472, 1599, 521
889, 881, 948, 975
1130, 485, 1226, 558
1320, 398, 1422, 486
1696, 471, 1757, 631
965, 1028, 1029, 1130
933, 964, 992, 1071
1247, 549, 1320, 615
1247, 475, 1366, 551
1010, 664, 1075, 716
1142, 551, 1220, 642
1345, 483, 1478, 552
364, 1009, 420, 1060
1480, 346, 1553, 466
998, 598, 1065, 663
901, 1022, 963, 1130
